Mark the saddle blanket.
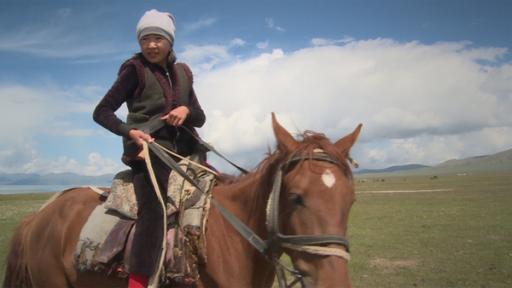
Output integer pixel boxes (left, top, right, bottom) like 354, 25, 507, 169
75, 203, 127, 272
74, 157, 216, 282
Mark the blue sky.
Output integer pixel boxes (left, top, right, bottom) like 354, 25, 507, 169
1, 0, 511, 175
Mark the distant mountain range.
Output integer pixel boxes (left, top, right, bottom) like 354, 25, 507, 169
356, 147, 512, 176
0, 172, 114, 186
356, 164, 430, 174
1, 148, 511, 184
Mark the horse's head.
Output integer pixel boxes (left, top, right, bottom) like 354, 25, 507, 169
270, 113, 361, 288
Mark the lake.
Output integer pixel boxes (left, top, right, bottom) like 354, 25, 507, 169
0, 184, 104, 195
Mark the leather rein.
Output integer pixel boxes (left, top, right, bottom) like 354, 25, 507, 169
143, 139, 351, 288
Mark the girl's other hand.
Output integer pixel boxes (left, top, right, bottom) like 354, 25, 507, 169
160, 106, 189, 126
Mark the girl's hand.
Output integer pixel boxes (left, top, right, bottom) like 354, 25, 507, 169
128, 129, 154, 146
160, 106, 190, 126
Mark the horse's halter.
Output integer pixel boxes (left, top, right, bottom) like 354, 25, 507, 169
266, 150, 352, 288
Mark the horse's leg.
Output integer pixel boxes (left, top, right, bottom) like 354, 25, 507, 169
25, 188, 103, 287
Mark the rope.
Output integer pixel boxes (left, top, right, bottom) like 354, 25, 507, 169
281, 243, 351, 261
151, 141, 219, 176
181, 126, 249, 174
142, 142, 168, 288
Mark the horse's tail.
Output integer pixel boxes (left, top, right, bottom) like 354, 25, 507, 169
2, 213, 36, 288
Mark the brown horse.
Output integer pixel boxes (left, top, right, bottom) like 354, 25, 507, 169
4, 114, 361, 288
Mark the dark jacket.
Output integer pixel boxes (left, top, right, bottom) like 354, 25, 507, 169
93, 53, 206, 159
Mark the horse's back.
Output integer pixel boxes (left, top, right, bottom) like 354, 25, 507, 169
3, 187, 104, 288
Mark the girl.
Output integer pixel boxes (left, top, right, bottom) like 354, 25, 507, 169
93, 9, 205, 288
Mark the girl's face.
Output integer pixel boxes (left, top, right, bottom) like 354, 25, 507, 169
139, 34, 172, 67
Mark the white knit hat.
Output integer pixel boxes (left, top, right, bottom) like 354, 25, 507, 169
136, 9, 176, 44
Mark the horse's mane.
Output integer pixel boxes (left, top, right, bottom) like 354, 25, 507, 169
291, 130, 353, 178
217, 130, 352, 187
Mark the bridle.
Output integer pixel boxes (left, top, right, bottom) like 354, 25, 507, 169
145, 141, 352, 288
266, 151, 351, 288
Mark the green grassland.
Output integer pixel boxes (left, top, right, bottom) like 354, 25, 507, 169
1, 173, 512, 287
349, 173, 512, 288
0, 193, 53, 284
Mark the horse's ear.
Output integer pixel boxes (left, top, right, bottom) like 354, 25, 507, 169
272, 112, 299, 153
334, 124, 362, 155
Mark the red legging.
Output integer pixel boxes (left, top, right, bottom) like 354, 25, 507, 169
128, 273, 149, 288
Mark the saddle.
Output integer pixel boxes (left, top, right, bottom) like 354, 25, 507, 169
75, 156, 216, 284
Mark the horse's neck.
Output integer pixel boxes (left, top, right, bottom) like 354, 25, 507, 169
204, 172, 276, 287
215, 172, 272, 235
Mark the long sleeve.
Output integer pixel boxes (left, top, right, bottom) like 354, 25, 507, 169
185, 87, 206, 128
93, 64, 139, 137
176, 63, 206, 128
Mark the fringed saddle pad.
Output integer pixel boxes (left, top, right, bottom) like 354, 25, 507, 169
75, 157, 216, 283
74, 204, 131, 273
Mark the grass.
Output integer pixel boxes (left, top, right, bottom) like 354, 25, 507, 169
349, 173, 512, 288
1, 173, 511, 287
0, 192, 54, 284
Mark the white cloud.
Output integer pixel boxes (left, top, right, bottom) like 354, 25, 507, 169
1, 85, 64, 141
0, 84, 102, 137
257, 41, 269, 49
201, 109, 273, 154
0, 83, 127, 174
180, 44, 232, 73
311, 37, 354, 46
182, 17, 217, 33
230, 38, 246, 47
0, 24, 130, 59
0, 8, 133, 59
193, 39, 512, 169
20, 152, 123, 176
0, 143, 38, 173
359, 126, 512, 168
53, 129, 99, 137
3, 38, 512, 174
83, 152, 125, 175
179, 38, 248, 73
265, 18, 286, 32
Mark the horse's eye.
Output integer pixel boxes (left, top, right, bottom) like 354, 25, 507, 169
288, 193, 304, 206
